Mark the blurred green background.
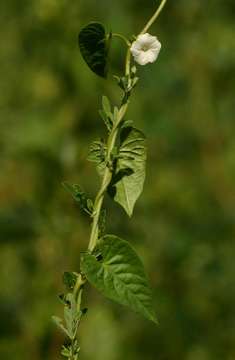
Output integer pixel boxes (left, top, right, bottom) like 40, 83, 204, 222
1, 0, 235, 359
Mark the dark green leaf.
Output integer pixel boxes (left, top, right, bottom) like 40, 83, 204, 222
62, 182, 93, 215
109, 127, 146, 216
63, 272, 78, 291
121, 119, 134, 129
78, 22, 111, 78
81, 235, 157, 324
87, 140, 107, 176
87, 140, 106, 163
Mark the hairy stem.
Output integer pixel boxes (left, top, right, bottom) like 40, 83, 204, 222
88, 43, 132, 252
68, 42, 132, 360
140, 0, 167, 34
88, 102, 129, 251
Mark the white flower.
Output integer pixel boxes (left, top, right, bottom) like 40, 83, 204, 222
130, 33, 161, 66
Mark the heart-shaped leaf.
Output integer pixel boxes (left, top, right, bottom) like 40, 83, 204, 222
81, 235, 157, 324
109, 126, 146, 216
78, 22, 111, 78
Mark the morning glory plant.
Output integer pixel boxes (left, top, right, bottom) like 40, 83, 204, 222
53, 1, 167, 358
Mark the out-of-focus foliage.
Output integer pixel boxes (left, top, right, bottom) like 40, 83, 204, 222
0, 0, 235, 359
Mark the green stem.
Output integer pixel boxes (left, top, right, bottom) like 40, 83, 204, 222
92, 4, 166, 252
88, 48, 132, 252
140, 0, 167, 34
68, 274, 85, 360
68, 44, 132, 360
112, 33, 131, 46
88, 101, 129, 252
80, 1, 169, 255
58, 3, 169, 358
73, 274, 85, 310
